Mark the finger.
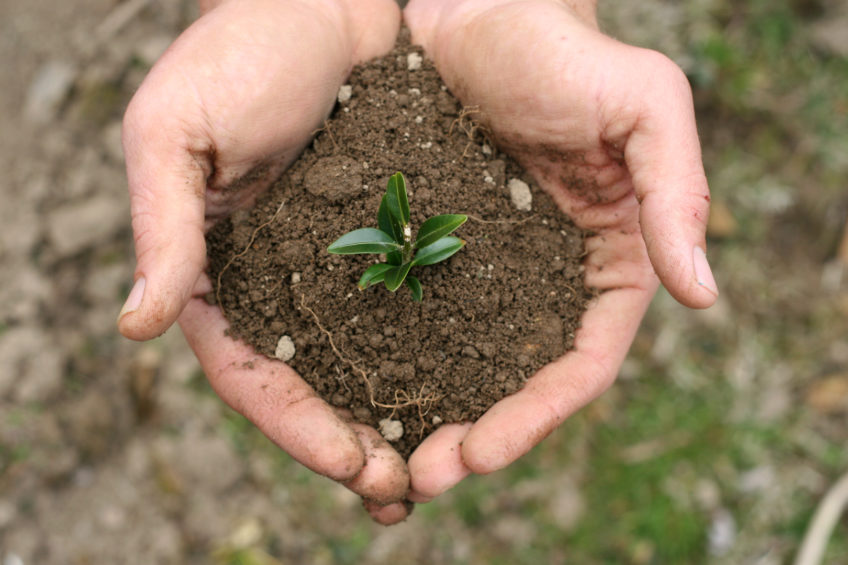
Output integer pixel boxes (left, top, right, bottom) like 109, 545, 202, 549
407, 423, 472, 503
118, 88, 209, 341
583, 230, 658, 292
621, 49, 718, 309
362, 500, 413, 526
461, 283, 655, 474
403, 0, 445, 48
347, 0, 402, 64
178, 294, 365, 482
342, 422, 410, 506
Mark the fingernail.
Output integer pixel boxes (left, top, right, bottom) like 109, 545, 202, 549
119, 277, 146, 320
693, 247, 718, 297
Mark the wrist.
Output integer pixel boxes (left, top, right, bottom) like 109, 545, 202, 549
197, 0, 399, 63
407, 0, 599, 49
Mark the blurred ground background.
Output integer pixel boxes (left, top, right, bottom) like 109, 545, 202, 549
1, 0, 847, 563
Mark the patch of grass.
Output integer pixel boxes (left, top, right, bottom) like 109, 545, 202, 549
564, 380, 724, 563
325, 523, 371, 565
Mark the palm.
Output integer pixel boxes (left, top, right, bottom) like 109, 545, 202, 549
124, 3, 362, 228
120, 0, 411, 524
404, 0, 717, 499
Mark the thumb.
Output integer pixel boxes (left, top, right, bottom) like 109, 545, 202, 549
117, 98, 208, 341
623, 52, 718, 309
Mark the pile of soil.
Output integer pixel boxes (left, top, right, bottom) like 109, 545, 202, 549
206, 30, 592, 459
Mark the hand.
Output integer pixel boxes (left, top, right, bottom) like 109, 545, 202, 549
118, 0, 411, 524
403, 0, 719, 502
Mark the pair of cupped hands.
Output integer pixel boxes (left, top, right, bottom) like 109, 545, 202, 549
117, 0, 718, 524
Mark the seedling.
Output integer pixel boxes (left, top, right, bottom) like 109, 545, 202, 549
327, 172, 467, 301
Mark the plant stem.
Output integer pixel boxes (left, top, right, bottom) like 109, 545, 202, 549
402, 224, 414, 263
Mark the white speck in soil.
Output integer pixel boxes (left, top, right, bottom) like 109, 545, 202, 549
338, 84, 353, 104
379, 418, 404, 442
275, 335, 296, 362
508, 178, 533, 211
407, 52, 423, 71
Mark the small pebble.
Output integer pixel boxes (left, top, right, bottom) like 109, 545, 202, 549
275, 335, 296, 362
508, 178, 533, 211
379, 418, 404, 442
24, 60, 77, 124
462, 346, 480, 359
407, 52, 423, 71
337, 84, 352, 103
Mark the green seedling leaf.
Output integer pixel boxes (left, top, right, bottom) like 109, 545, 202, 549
327, 228, 401, 255
415, 214, 468, 249
406, 276, 423, 302
412, 236, 465, 266
386, 250, 403, 266
327, 171, 468, 301
378, 195, 404, 244
383, 262, 413, 292
358, 263, 394, 289
385, 172, 410, 226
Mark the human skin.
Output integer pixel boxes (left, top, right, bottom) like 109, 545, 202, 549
119, 0, 717, 525
402, 0, 717, 502
118, 0, 412, 524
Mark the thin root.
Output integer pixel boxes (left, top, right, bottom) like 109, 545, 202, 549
215, 199, 286, 316
448, 106, 492, 158
311, 120, 339, 150
298, 295, 441, 426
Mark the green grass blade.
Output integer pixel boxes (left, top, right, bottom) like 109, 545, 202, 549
383, 262, 413, 291
358, 263, 393, 289
385, 172, 410, 226
378, 195, 404, 244
406, 276, 423, 302
327, 228, 401, 255
412, 236, 465, 266
415, 214, 467, 249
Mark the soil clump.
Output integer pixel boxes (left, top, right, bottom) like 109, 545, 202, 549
206, 30, 592, 459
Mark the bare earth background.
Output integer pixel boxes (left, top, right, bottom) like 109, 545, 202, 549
1, 1, 847, 564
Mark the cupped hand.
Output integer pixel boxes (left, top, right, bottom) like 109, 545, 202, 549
404, 0, 718, 502
118, 0, 411, 523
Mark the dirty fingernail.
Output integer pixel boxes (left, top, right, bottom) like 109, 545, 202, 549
693, 247, 718, 297
119, 277, 146, 320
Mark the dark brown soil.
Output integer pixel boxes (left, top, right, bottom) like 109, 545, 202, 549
206, 30, 592, 459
